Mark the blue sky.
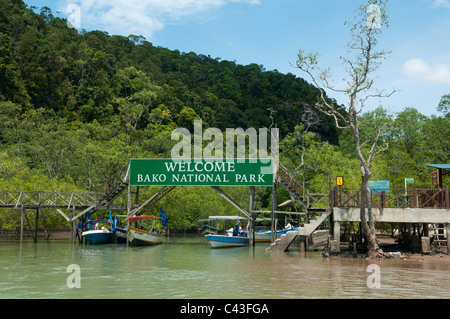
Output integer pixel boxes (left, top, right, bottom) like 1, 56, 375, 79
23, 0, 450, 117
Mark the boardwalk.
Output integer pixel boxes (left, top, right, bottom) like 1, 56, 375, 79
1, 162, 449, 254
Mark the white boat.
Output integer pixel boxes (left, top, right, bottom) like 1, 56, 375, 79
254, 227, 299, 243
126, 215, 166, 246
82, 227, 113, 244
198, 224, 219, 236
204, 234, 249, 248
81, 218, 113, 244
200, 215, 249, 237
222, 217, 295, 243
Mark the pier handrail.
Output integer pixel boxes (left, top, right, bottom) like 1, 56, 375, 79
0, 190, 99, 209
95, 163, 130, 200
277, 164, 302, 198
331, 186, 449, 209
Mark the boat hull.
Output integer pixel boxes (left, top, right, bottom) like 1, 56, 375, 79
205, 235, 249, 248
200, 225, 218, 236
254, 232, 273, 243
126, 226, 165, 246
254, 228, 299, 243
82, 229, 113, 245
113, 228, 127, 244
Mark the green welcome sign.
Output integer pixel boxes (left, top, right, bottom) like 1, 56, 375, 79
129, 158, 274, 187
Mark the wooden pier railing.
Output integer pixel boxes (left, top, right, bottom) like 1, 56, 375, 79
0, 190, 99, 209
331, 186, 450, 209
276, 164, 308, 210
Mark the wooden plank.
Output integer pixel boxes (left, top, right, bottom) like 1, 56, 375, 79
56, 208, 72, 222
251, 210, 306, 215
128, 186, 175, 216
211, 186, 251, 218
70, 204, 97, 222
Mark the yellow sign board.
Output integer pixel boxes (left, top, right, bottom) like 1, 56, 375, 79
336, 176, 344, 186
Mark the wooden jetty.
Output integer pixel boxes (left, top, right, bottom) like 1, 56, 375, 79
1, 160, 449, 255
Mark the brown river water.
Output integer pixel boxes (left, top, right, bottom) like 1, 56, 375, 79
1, 235, 450, 299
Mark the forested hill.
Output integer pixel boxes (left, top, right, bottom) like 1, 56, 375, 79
1, 0, 449, 232
0, 0, 339, 141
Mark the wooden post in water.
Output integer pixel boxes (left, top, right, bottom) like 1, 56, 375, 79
271, 183, 277, 243
127, 183, 131, 246
71, 208, 76, 245
34, 208, 39, 243
20, 207, 24, 243
249, 186, 256, 248
447, 224, 450, 255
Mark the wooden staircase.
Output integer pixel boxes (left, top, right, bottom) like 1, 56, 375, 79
71, 165, 130, 222
265, 210, 331, 252
276, 164, 308, 210
97, 179, 128, 207
265, 164, 331, 252
431, 224, 448, 248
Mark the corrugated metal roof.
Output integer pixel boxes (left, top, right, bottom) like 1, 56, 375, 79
426, 164, 450, 170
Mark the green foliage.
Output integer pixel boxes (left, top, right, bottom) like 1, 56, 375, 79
438, 94, 450, 117
0, 0, 448, 232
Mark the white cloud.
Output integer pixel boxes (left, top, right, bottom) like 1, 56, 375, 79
403, 58, 450, 84
431, 0, 450, 8
63, 0, 260, 38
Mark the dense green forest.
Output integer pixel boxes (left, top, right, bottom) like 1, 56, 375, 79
0, 0, 449, 233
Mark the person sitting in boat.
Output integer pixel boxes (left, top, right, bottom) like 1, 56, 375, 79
232, 225, 239, 236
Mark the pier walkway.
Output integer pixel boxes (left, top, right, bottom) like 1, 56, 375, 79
1, 161, 449, 254
266, 166, 450, 253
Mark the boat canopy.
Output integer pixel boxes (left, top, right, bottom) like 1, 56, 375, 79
128, 215, 161, 222
198, 216, 274, 223
88, 219, 111, 224
207, 216, 248, 221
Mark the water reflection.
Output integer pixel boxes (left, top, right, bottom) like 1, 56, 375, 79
1, 237, 450, 299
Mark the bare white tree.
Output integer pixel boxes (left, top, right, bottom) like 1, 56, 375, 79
295, 0, 395, 258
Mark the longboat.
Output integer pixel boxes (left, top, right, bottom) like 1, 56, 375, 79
201, 215, 249, 248
111, 213, 128, 244
126, 215, 166, 246
204, 234, 249, 248
81, 218, 113, 244
253, 227, 299, 243
113, 227, 128, 244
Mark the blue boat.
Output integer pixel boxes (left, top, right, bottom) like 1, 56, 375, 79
254, 227, 299, 243
198, 224, 218, 236
113, 227, 128, 244
199, 215, 248, 238
204, 234, 249, 248
111, 212, 128, 244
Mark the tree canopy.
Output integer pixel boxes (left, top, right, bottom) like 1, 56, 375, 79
0, 0, 448, 233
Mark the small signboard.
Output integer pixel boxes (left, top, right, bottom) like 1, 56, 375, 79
369, 180, 390, 193
405, 178, 414, 184
336, 176, 344, 186
432, 171, 438, 185
129, 158, 274, 187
